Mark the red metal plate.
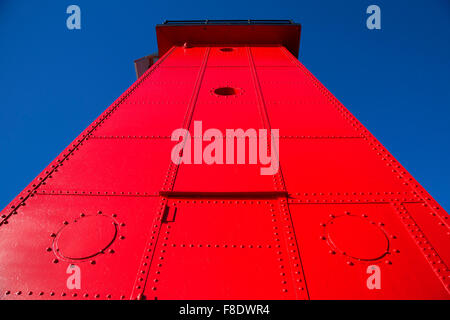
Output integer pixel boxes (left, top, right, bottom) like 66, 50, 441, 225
125, 67, 199, 104
160, 199, 278, 244
256, 67, 359, 136
326, 215, 389, 260
56, 214, 118, 260
403, 203, 450, 266
173, 162, 276, 193
250, 47, 294, 66
0, 195, 160, 299
265, 100, 358, 137
279, 138, 411, 194
93, 68, 196, 136
191, 66, 262, 131
189, 102, 263, 133
197, 67, 258, 105
288, 203, 448, 299
94, 55, 199, 137
173, 61, 274, 192
207, 46, 249, 67
92, 101, 188, 137
160, 46, 206, 67
142, 198, 300, 299
256, 66, 324, 102
40, 138, 173, 195
146, 245, 294, 299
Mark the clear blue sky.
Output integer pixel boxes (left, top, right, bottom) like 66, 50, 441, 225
0, 0, 449, 211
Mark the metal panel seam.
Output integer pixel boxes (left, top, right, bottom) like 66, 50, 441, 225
161, 47, 211, 192
247, 46, 310, 299
392, 202, 450, 293
246, 46, 286, 192
130, 47, 211, 300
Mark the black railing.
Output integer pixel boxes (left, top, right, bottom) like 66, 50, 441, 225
162, 19, 295, 25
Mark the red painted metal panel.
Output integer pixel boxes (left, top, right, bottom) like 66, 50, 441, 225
38, 138, 173, 195
92, 102, 187, 137
279, 139, 412, 194
127, 66, 199, 103
264, 101, 359, 137
173, 160, 276, 193
1, 22, 449, 300
256, 67, 359, 136
207, 46, 249, 67
172, 52, 275, 192
161, 46, 206, 67
93, 68, 198, 137
288, 203, 449, 299
403, 203, 450, 266
0, 195, 160, 299
142, 198, 304, 300
198, 67, 258, 104
251, 46, 294, 66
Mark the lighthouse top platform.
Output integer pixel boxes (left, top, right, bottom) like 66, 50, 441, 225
155, 19, 302, 58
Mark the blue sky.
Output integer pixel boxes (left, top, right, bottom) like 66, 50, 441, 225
0, 0, 449, 211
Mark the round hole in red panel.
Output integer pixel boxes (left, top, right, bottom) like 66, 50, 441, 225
55, 215, 118, 261
219, 47, 234, 52
214, 87, 240, 96
326, 215, 389, 261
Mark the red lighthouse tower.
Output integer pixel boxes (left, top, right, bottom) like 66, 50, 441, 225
0, 20, 449, 300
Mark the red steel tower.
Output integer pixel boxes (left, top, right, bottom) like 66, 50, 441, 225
0, 20, 449, 300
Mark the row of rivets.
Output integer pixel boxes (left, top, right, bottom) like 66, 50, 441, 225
49, 211, 123, 264
321, 212, 398, 265
131, 198, 167, 300
391, 202, 450, 291
276, 198, 308, 298
4, 290, 121, 299
37, 190, 159, 196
